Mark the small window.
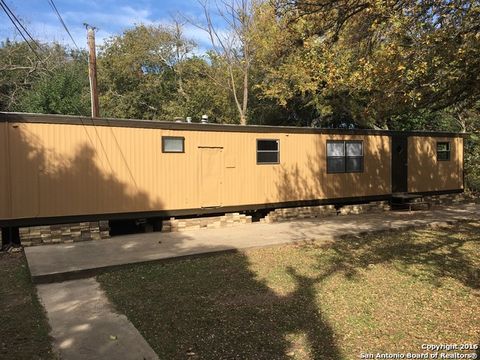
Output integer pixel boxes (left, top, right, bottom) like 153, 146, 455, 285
327, 140, 364, 173
162, 136, 184, 153
437, 142, 450, 161
257, 139, 279, 164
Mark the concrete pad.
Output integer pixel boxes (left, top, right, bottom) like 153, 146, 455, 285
37, 278, 158, 360
26, 204, 480, 283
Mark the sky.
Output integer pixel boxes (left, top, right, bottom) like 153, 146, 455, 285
0, 0, 217, 51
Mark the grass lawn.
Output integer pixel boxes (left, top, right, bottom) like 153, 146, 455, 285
98, 222, 480, 360
0, 252, 56, 360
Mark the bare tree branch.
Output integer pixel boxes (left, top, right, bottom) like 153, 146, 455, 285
185, 0, 254, 124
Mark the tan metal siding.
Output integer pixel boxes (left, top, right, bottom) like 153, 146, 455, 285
2, 122, 394, 220
408, 136, 464, 193
9, 124, 40, 218
0, 123, 9, 218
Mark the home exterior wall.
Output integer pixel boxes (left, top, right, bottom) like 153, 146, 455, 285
0, 122, 9, 219
0, 120, 392, 221
408, 136, 464, 193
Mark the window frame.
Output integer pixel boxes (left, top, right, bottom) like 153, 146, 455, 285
345, 140, 364, 173
256, 139, 280, 165
326, 140, 364, 174
162, 136, 185, 153
436, 141, 451, 161
326, 140, 347, 174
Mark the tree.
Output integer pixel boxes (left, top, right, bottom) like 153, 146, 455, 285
0, 40, 67, 111
97, 23, 242, 123
98, 24, 201, 120
16, 51, 90, 115
174, 56, 240, 123
255, 0, 480, 128
189, 0, 255, 125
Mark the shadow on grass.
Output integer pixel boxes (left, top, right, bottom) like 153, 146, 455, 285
305, 222, 480, 290
98, 222, 480, 359
99, 249, 343, 359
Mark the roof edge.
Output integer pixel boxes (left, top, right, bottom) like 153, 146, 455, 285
0, 112, 468, 138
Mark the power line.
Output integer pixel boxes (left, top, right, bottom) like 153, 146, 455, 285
46, 0, 80, 50
0, 0, 42, 60
0, 0, 42, 49
0, 0, 40, 48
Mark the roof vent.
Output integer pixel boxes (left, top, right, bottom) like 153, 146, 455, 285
186, 116, 192, 123
201, 114, 208, 124
174, 117, 183, 123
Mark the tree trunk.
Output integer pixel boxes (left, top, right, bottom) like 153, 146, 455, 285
241, 63, 249, 126
239, 113, 247, 125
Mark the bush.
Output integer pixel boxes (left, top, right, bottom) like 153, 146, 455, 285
465, 133, 480, 192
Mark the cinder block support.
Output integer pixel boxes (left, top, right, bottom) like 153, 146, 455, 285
162, 213, 252, 232
19, 221, 110, 247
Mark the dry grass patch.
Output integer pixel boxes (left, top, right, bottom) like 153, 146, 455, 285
98, 222, 480, 359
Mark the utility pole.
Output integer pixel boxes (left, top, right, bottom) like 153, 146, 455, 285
85, 24, 99, 118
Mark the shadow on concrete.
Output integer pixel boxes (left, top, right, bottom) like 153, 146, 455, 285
36, 278, 159, 360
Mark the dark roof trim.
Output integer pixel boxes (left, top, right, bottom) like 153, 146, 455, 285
0, 112, 468, 138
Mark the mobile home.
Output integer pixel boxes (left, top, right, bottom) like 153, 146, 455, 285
0, 112, 465, 235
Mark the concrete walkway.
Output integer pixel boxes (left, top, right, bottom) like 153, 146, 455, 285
37, 278, 159, 360
26, 204, 480, 284
30, 204, 479, 360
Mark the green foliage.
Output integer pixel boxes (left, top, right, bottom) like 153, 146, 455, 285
461, 102, 480, 192
255, 0, 480, 128
388, 111, 458, 132
97, 25, 178, 119
466, 133, 480, 191
96, 25, 239, 123
0, 40, 32, 110
4, 5, 480, 128
1, 40, 89, 115
174, 57, 239, 124
16, 53, 90, 116
1, 40, 58, 111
